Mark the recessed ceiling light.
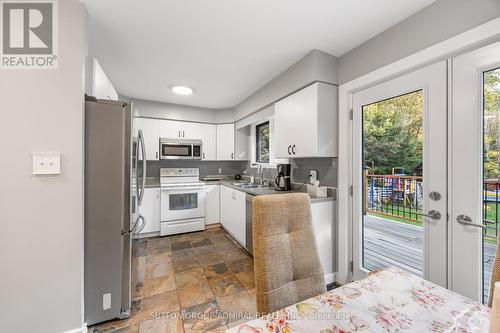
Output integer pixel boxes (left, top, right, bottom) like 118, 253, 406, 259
172, 85, 194, 95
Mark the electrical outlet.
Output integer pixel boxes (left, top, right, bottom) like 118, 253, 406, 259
309, 170, 318, 184
218, 168, 222, 174
32, 154, 61, 175
103, 293, 111, 310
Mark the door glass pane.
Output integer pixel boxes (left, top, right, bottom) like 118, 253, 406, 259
170, 193, 198, 210
483, 68, 500, 303
362, 90, 424, 276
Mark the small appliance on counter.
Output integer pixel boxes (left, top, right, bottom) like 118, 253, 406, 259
275, 163, 291, 191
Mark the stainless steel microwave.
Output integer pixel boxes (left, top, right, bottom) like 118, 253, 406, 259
159, 139, 202, 160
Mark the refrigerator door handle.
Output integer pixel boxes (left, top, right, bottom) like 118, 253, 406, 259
134, 214, 146, 235
137, 129, 147, 206
125, 214, 146, 235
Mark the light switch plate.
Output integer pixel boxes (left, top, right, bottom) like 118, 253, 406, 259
32, 154, 61, 175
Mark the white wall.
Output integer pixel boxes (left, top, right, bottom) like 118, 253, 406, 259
128, 50, 339, 124
234, 49, 338, 120
338, 0, 500, 84
130, 98, 234, 123
0, 1, 87, 332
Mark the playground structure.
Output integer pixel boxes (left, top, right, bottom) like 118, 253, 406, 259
364, 169, 424, 222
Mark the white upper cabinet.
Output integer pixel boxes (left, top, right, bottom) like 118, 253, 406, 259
159, 120, 202, 140
216, 124, 235, 160
92, 59, 118, 100
181, 122, 202, 140
201, 124, 217, 160
134, 118, 160, 160
274, 82, 338, 158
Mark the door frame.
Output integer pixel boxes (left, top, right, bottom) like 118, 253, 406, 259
449, 41, 500, 302
337, 18, 500, 284
351, 62, 448, 286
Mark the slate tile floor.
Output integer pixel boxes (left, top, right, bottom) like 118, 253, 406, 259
88, 227, 256, 333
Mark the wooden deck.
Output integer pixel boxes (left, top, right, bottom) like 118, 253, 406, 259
363, 215, 496, 301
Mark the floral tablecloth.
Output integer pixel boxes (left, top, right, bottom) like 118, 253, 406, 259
227, 267, 491, 333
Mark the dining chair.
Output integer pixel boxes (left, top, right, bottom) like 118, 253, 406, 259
252, 193, 326, 314
489, 237, 500, 307
491, 282, 500, 333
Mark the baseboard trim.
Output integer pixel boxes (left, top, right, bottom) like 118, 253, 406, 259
324, 272, 336, 285
205, 223, 222, 229
61, 323, 87, 333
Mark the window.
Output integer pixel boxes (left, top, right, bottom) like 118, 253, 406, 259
256, 121, 270, 163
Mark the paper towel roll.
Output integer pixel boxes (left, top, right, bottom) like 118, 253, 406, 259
491, 282, 500, 333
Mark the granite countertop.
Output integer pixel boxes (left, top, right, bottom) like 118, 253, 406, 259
146, 175, 336, 203
206, 179, 336, 203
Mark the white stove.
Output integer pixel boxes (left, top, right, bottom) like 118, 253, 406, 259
160, 168, 206, 236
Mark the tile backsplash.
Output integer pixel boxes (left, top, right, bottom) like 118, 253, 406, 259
147, 158, 338, 187
146, 160, 248, 178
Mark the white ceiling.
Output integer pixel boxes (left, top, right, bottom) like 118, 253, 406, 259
85, 0, 436, 109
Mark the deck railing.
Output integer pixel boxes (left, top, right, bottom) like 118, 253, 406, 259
365, 174, 424, 222
365, 174, 500, 242
484, 179, 500, 242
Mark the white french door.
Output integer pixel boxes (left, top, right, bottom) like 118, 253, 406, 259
350, 42, 500, 304
352, 61, 448, 287
450, 41, 500, 303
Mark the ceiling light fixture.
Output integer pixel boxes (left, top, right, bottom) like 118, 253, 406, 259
172, 85, 194, 95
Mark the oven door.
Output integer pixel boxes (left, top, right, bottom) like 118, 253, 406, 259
160, 142, 193, 159
161, 186, 206, 222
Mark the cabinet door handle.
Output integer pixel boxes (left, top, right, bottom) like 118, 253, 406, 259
203, 153, 205, 159
183, 131, 185, 138
231, 153, 234, 159
178, 130, 181, 138
288, 145, 291, 155
292, 144, 296, 155
156, 152, 158, 159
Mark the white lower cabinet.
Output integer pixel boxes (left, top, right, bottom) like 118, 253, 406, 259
310, 200, 336, 284
220, 186, 246, 246
139, 187, 161, 235
205, 184, 220, 225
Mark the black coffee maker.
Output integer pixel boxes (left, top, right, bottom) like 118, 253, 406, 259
275, 163, 291, 191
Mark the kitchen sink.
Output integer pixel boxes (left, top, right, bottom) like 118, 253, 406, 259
231, 182, 269, 189
239, 184, 260, 188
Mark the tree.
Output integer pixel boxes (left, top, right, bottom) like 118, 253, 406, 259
484, 69, 500, 180
363, 91, 423, 175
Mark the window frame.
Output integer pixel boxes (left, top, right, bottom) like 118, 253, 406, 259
249, 118, 288, 169
255, 121, 270, 164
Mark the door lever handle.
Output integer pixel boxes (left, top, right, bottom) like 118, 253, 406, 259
456, 214, 486, 229
422, 210, 441, 220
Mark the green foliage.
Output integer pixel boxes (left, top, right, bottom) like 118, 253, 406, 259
363, 91, 423, 175
484, 69, 500, 179
256, 122, 269, 163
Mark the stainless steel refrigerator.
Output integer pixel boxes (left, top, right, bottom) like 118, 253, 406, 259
84, 97, 147, 325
